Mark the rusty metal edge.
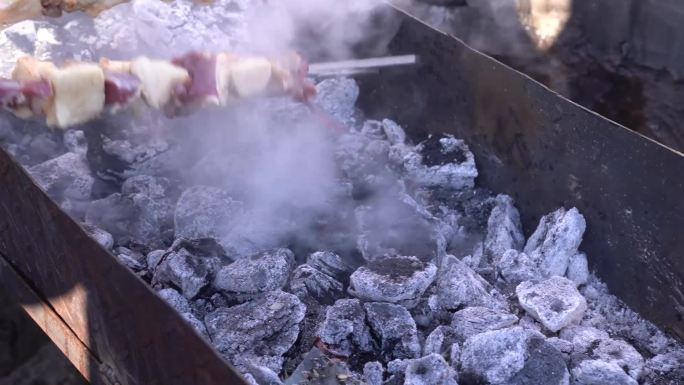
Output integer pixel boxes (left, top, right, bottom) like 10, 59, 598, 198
0, 253, 101, 384
385, 1, 684, 157
360, 4, 684, 338
0, 145, 249, 384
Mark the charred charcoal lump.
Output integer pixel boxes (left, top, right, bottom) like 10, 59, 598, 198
524, 207, 586, 278
307, 251, 355, 281
313, 77, 359, 126
401, 133, 478, 190
460, 326, 569, 385
364, 302, 421, 362
288, 264, 345, 305
483, 194, 525, 266
404, 354, 458, 385
152, 246, 212, 299
204, 290, 305, 374
517, 276, 587, 332
348, 256, 437, 309
431, 255, 503, 311
214, 248, 294, 300
317, 299, 376, 358
174, 185, 245, 250
450, 306, 518, 343
423, 325, 459, 356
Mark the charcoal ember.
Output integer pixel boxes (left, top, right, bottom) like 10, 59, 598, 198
450, 307, 518, 343
282, 297, 326, 375
348, 256, 437, 309
146, 249, 166, 271
63, 129, 88, 155
570, 360, 637, 385
209, 293, 229, 310
100, 134, 170, 166
307, 251, 355, 281
313, 77, 359, 126
461, 327, 531, 383
566, 252, 589, 286
363, 361, 384, 385
497, 249, 539, 285
402, 134, 478, 189
174, 185, 245, 251
82, 224, 114, 250
425, 187, 497, 235
524, 207, 586, 278
588, 339, 644, 379
114, 246, 146, 271
0, 117, 19, 144
213, 248, 294, 300
388, 358, 410, 375
27, 132, 65, 165
335, 131, 392, 182
559, 326, 610, 352
122, 174, 172, 198
120, 144, 187, 180
509, 336, 571, 385
410, 296, 452, 329
181, 311, 209, 340
449, 343, 461, 370
171, 237, 229, 260
284, 348, 362, 385
204, 291, 305, 374
152, 247, 210, 299
518, 315, 543, 333
157, 287, 191, 313
85, 193, 162, 247
28, 152, 93, 199
361, 120, 387, 140
364, 302, 421, 362
404, 354, 458, 385
233, 355, 287, 380
382, 119, 407, 146
561, 327, 644, 380
431, 255, 502, 311
241, 364, 283, 385
517, 276, 587, 332
546, 337, 574, 357
642, 349, 684, 384
355, 195, 443, 262
483, 195, 524, 266
288, 264, 344, 305
461, 327, 569, 385
423, 326, 459, 356
317, 299, 376, 357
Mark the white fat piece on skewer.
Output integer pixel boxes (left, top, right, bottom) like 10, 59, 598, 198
12, 57, 106, 128
48, 63, 105, 128
130, 57, 189, 110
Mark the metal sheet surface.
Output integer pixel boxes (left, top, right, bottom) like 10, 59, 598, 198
357, 7, 684, 338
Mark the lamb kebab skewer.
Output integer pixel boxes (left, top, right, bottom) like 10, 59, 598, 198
0, 51, 316, 129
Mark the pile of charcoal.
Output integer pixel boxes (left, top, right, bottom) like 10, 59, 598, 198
1, 73, 683, 385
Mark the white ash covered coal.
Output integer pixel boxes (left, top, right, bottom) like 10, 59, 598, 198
1, 11, 683, 381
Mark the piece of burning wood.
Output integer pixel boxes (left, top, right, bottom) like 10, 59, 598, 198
0, 51, 316, 129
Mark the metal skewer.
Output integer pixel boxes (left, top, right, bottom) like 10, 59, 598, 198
308, 54, 418, 77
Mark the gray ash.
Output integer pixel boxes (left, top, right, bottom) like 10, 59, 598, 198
2, 68, 683, 385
